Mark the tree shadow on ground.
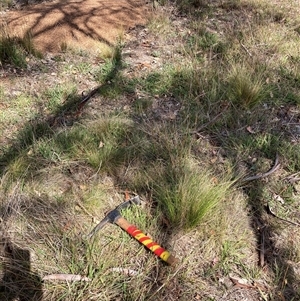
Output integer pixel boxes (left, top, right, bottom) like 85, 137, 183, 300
245, 179, 300, 299
5, 0, 147, 52
0, 50, 122, 178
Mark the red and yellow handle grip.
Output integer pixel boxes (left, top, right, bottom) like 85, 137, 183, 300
115, 216, 178, 266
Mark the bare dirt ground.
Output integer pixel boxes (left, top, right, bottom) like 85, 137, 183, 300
2, 0, 148, 53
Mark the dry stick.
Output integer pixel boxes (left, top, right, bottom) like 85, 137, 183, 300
253, 217, 266, 267
284, 171, 300, 184
109, 267, 139, 277
77, 86, 101, 113
242, 155, 300, 225
241, 154, 279, 267
242, 153, 280, 183
259, 228, 265, 268
240, 43, 252, 57
108, 267, 152, 280
43, 274, 91, 282
190, 106, 229, 135
266, 203, 300, 227
76, 199, 94, 219
148, 266, 183, 300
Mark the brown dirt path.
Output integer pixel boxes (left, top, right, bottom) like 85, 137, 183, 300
2, 0, 148, 53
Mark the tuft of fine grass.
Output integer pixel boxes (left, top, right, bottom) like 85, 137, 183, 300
227, 64, 266, 109
0, 26, 41, 67
0, 35, 27, 67
153, 158, 232, 230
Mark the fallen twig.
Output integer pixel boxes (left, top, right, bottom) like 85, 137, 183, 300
75, 199, 94, 219
266, 203, 300, 227
259, 228, 265, 268
242, 154, 280, 183
109, 267, 139, 277
253, 217, 266, 267
77, 87, 101, 111
42, 274, 91, 282
284, 171, 300, 184
240, 43, 252, 57
190, 105, 229, 135
229, 276, 255, 289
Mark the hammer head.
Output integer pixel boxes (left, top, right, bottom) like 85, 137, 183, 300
87, 195, 141, 238
116, 195, 141, 210
107, 195, 141, 223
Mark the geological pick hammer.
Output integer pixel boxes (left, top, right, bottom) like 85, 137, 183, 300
87, 196, 178, 266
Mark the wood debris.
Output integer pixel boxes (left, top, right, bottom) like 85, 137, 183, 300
42, 274, 91, 282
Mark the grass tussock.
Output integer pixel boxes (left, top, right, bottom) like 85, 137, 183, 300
154, 158, 232, 229
227, 64, 266, 109
0, 26, 41, 67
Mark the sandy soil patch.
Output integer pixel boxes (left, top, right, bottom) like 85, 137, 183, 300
2, 0, 148, 53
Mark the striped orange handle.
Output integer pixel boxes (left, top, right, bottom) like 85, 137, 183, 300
115, 216, 178, 266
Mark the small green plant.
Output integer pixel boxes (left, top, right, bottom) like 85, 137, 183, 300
97, 43, 115, 59
187, 31, 219, 51
133, 98, 153, 114
60, 41, 68, 52
75, 62, 92, 74
147, 9, 172, 35
52, 117, 133, 171
94, 43, 123, 83
5, 155, 32, 181
22, 30, 42, 58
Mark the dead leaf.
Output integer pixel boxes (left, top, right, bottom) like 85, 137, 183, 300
246, 126, 256, 134
210, 157, 217, 164
211, 257, 219, 266
79, 184, 87, 190
273, 193, 285, 204
229, 275, 255, 289
211, 177, 218, 184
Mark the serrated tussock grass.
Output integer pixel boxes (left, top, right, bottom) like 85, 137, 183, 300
227, 63, 266, 109
153, 157, 232, 230
0, 25, 41, 67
